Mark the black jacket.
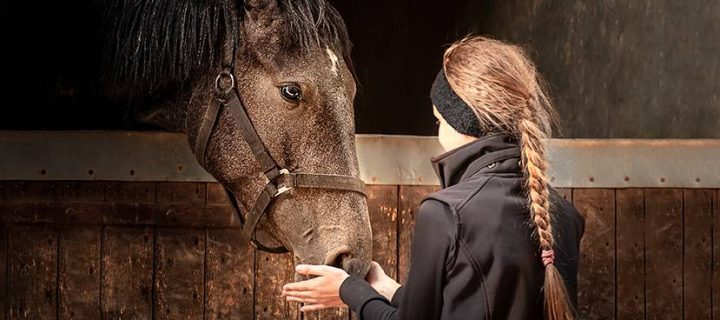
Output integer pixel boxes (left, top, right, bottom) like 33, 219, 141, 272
340, 133, 585, 319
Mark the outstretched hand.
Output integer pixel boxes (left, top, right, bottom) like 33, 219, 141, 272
282, 264, 350, 312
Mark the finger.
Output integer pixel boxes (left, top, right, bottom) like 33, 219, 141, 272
295, 264, 337, 276
285, 296, 318, 304
283, 276, 326, 292
283, 275, 328, 291
282, 290, 320, 300
300, 304, 330, 312
285, 296, 304, 303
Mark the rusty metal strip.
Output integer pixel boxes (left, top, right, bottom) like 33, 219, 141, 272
0, 131, 718, 188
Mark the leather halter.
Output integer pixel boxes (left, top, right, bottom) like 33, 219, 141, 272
192, 63, 366, 253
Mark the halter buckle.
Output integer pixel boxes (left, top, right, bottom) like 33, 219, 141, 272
274, 169, 293, 197
214, 69, 236, 97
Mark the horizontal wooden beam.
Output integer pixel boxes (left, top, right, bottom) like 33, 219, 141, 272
0, 131, 718, 188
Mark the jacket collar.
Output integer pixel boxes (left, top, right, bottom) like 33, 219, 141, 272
431, 133, 522, 188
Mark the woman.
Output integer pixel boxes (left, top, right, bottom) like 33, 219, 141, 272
282, 36, 585, 320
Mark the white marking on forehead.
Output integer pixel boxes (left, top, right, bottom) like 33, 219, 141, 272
326, 47, 339, 76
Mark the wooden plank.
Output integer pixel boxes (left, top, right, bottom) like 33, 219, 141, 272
303, 306, 350, 320
104, 204, 236, 227
101, 227, 154, 320
713, 190, 719, 320
615, 189, 644, 319
156, 182, 206, 205
57, 181, 105, 202
683, 189, 713, 319
0, 202, 105, 225
367, 185, 399, 280
59, 227, 101, 319
645, 189, 683, 320
7, 181, 57, 202
398, 185, 438, 284
573, 189, 615, 319
206, 230, 253, 320
155, 228, 204, 320
1, 225, 6, 320
7, 226, 57, 319
0, 202, 236, 227
106, 182, 156, 203
255, 252, 300, 320
206, 183, 230, 206
710, 190, 720, 319
0, 181, 9, 201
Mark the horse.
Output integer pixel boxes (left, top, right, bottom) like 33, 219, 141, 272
98, 0, 372, 278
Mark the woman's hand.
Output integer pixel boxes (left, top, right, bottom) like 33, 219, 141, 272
365, 261, 401, 301
282, 264, 350, 312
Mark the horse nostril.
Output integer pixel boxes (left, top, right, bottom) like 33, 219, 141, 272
323, 246, 352, 269
327, 252, 350, 269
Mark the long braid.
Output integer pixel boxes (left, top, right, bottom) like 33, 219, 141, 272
520, 100, 574, 320
444, 36, 574, 320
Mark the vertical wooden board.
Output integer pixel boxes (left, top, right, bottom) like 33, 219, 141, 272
101, 227, 154, 320
303, 307, 350, 320
0, 181, 10, 201
106, 182, 156, 203
1, 225, 7, 320
645, 189, 683, 320
255, 252, 300, 320
366, 185, 399, 280
398, 185, 438, 284
573, 189, 615, 319
713, 190, 719, 320
683, 190, 713, 320
206, 230, 253, 320
7, 226, 57, 319
615, 189, 645, 319
154, 228, 204, 320
59, 227, 101, 319
156, 182, 206, 205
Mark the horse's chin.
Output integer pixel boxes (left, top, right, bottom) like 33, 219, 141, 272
342, 257, 371, 279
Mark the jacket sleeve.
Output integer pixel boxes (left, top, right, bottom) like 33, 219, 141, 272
339, 199, 455, 320
397, 199, 454, 319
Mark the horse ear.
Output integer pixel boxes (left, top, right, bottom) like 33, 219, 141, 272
244, 0, 280, 26
242, 0, 283, 55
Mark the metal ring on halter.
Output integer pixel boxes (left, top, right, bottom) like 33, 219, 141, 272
214, 70, 236, 96
274, 169, 293, 197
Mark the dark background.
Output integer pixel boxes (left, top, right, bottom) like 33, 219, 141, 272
2, 0, 718, 138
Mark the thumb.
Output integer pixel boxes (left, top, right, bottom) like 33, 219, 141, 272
295, 264, 334, 276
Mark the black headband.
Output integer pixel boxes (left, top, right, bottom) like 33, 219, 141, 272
430, 69, 483, 137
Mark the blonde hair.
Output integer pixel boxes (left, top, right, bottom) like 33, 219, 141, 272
443, 36, 573, 320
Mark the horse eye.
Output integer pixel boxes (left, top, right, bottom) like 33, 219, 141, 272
279, 84, 302, 103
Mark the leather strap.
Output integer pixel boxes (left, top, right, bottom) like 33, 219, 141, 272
194, 102, 223, 167
223, 89, 281, 180
240, 172, 366, 253
280, 173, 366, 194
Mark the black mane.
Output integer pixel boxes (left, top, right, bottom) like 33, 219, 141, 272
99, 0, 352, 96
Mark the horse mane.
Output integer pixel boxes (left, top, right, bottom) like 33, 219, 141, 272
99, 0, 352, 97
